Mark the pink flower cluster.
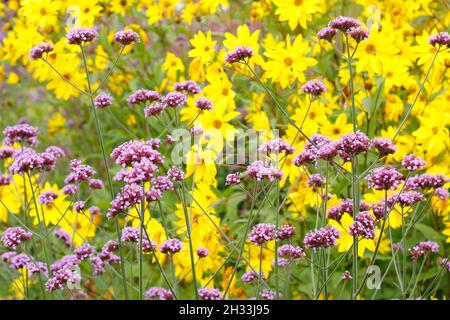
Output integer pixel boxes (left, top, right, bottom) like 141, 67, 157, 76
303, 226, 340, 251
1, 227, 32, 249
225, 46, 254, 64
247, 160, 283, 181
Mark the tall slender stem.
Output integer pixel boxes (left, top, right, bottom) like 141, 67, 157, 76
392, 48, 440, 141
79, 44, 128, 299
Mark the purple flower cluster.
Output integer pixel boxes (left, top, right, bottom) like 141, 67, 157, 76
405, 173, 448, 190
301, 80, 327, 96
278, 244, 305, 259
145, 287, 174, 300
303, 226, 340, 251
241, 270, 260, 284
3, 123, 39, 146
195, 97, 214, 111
342, 271, 352, 281
367, 167, 403, 191
396, 191, 424, 207
225, 173, 241, 185
74, 243, 94, 260
401, 154, 426, 171
114, 29, 140, 45
74, 201, 85, 212
89, 179, 104, 189
90, 240, 120, 275
29, 42, 54, 60
328, 16, 362, 32
293, 134, 337, 166
94, 93, 113, 108
51, 254, 80, 273
348, 27, 369, 43
111, 140, 163, 167
128, 89, 161, 105
160, 238, 183, 254
66, 27, 98, 45
174, 80, 201, 95
167, 166, 185, 181
225, 46, 254, 64
336, 131, 370, 162
248, 223, 276, 245
107, 184, 143, 219
372, 138, 397, 157
317, 27, 337, 42
247, 160, 283, 181
327, 199, 370, 222
349, 211, 376, 239
198, 287, 223, 300
65, 159, 95, 184
409, 241, 439, 260
428, 32, 450, 48
276, 224, 296, 240
1, 227, 32, 249
196, 247, 209, 258
46, 268, 81, 291
259, 138, 295, 155
144, 102, 165, 117
162, 91, 187, 108
39, 190, 59, 205
0, 174, 11, 186
307, 173, 325, 189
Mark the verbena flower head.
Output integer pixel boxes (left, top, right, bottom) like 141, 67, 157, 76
278, 244, 305, 259
114, 159, 158, 184
174, 80, 201, 95
30, 42, 54, 60
65, 159, 95, 184
46, 268, 81, 291
62, 184, 78, 195
303, 226, 340, 251
401, 154, 426, 172
128, 89, 161, 105
3, 123, 39, 146
372, 138, 397, 157
277, 223, 296, 240
196, 247, 209, 258
160, 238, 183, 254
409, 241, 439, 260
349, 211, 376, 239
45, 146, 65, 159
74, 243, 94, 260
241, 270, 260, 284
336, 131, 370, 162
121, 227, 141, 243
302, 80, 327, 96
73, 201, 85, 212
342, 271, 352, 281
145, 287, 173, 300
190, 125, 204, 136
152, 175, 174, 191
94, 93, 113, 108
39, 190, 59, 205
307, 173, 325, 189
328, 16, 362, 32
167, 166, 185, 181
51, 254, 80, 273
107, 184, 143, 219
10, 253, 32, 269
114, 29, 140, 45
162, 92, 187, 108
225, 173, 241, 185
9, 148, 44, 174
367, 167, 403, 190
293, 134, 337, 166
249, 223, 276, 245
0, 174, 11, 186
396, 191, 424, 207
144, 102, 165, 117
66, 27, 98, 45
89, 178, 104, 189
348, 27, 369, 42
195, 97, 213, 111
317, 27, 337, 42
260, 289, 278, 300
198, 287, 222, 300
1, 227, 32, 249
327, 199, 370, 222
435, 187, 449, 201
428, 32, 450, 48
259, 138, 295, 155
225, 46, 253, 64
247, 160, 283, 181
0, 147, 16, 160
111, 140, 163, 167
